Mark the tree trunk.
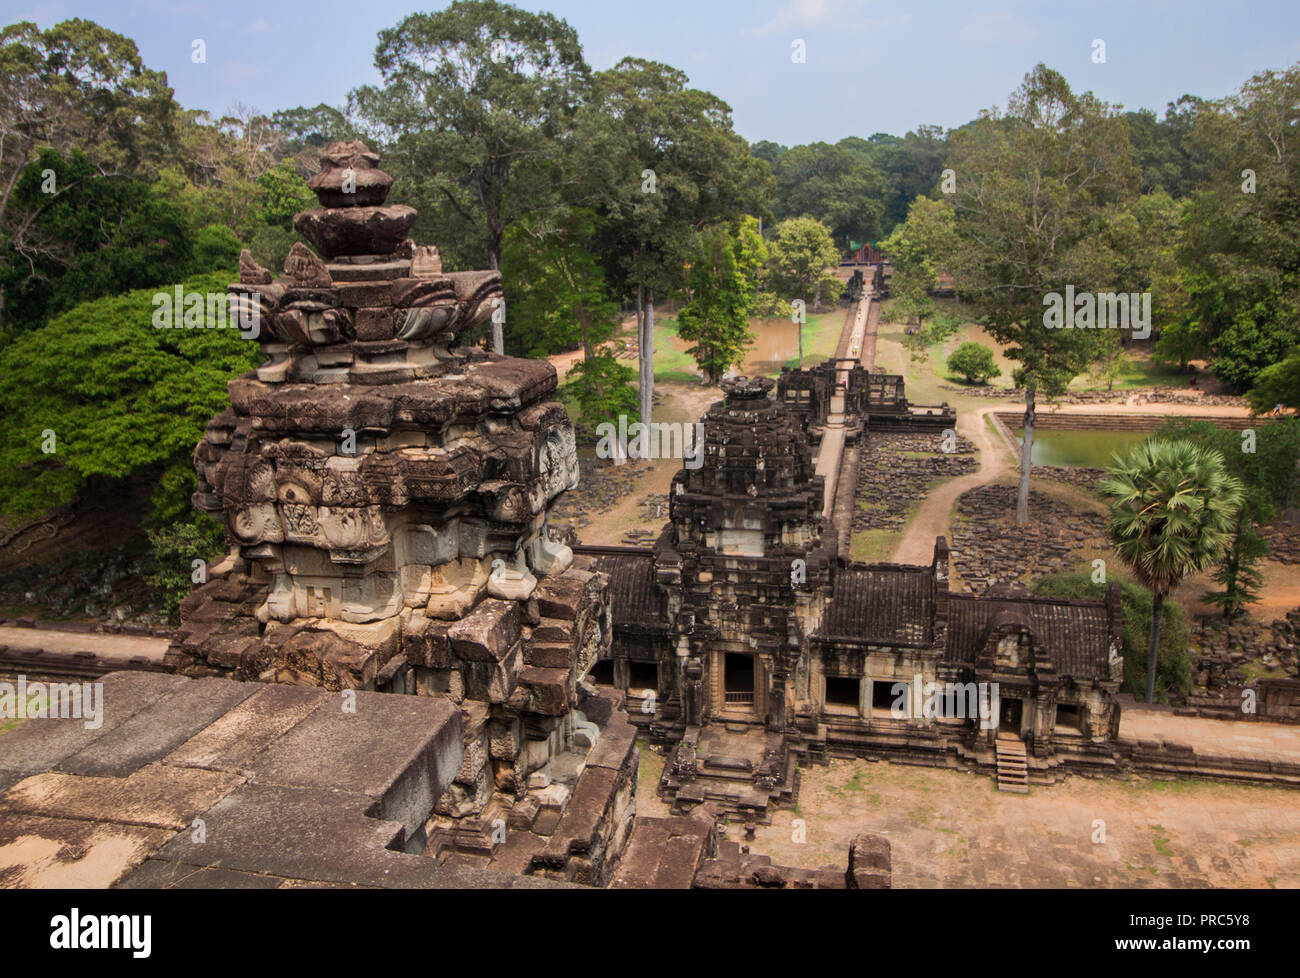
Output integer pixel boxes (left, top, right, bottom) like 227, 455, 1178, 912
489, 240, 504, 355
1146, 592, 1164, 705
1016, 381, 1036, 524
642, 290, 655, 422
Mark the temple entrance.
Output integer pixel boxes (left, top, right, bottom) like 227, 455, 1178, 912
1000, 697, 1023, 734
723, 653, 756, 711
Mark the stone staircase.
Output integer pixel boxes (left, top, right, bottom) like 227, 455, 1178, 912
996, 734, 1029, 793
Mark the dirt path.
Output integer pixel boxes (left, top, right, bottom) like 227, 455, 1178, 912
890, 405, 1015, 564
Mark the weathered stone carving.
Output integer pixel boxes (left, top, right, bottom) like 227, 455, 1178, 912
167, 142, 616, 851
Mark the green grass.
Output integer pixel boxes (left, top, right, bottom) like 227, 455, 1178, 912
1151, 825, 1175, 857
650, 316, 701, 382
1075, 356, 1194, 391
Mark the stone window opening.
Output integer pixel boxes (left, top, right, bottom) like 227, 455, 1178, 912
824, 676, 861, 716
871, 679, 903, 719
1055, 703, 1084, 735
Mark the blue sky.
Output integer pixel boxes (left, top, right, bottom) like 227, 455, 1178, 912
5, 0, 1300, 144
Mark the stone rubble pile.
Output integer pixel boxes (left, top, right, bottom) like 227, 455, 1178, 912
853, 431, 976, 533
948, 485, 1108, 593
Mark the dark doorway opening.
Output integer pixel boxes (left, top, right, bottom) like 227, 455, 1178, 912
587, 659, 614, 686
628, 660, 658, 695
1000, 697, 1023, 734
724, 653, 755, 707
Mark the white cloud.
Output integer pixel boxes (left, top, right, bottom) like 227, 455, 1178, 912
958, 10, 1037, 46
748, 0, 865, 37
245, 18, 272, 35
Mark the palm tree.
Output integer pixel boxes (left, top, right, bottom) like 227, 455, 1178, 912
1099, 439, 1244, 704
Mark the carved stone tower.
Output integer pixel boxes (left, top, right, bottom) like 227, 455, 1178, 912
166, 142, 622, 845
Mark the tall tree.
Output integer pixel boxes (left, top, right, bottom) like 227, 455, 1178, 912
676, 218, 765, 383
350, 0, 592, 353
763, 216, 841, 364
879, 195, 957, 328
0, 18, 177, 331
1181, 64, 1300, 391
944, 65, 1138, 522
586, 57, 769, 425
1100, 440, 1243, 703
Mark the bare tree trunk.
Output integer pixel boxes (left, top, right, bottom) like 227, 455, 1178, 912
642, 289, 655, 423
489, 241, 504, 355
1147, 592, 1164, 705
1017, 381, 1035, 524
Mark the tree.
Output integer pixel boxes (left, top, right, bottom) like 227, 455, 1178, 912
852, 126, 949, 234
503, 209, 619, 360
880, 195, 957, 328
559, 355, 638, 442
585, 57, 770, 429
1248, 354, 1300, 412
947, 342, 1000, 384
676, 218, 765, 383
769, 142, 885, 246
1, 149, 199, 332
763, 217, 840, 314
1180, 64, 1300, 391
945, 65, 1138, 523
1156, 416, 1300, 616
1100, 440, 1244, 703
350, 0, 592, 352
0, 272, 260, 527
0, 18, 177, 330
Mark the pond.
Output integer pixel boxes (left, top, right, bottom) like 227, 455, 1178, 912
1015, 428, 1149, 468
667, 318, 809, 376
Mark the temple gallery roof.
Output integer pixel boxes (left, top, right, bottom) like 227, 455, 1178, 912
945, 593, 1113, 679
577, 549, 667, 632
814, 563, 1115, 680
818, 564, 935, 648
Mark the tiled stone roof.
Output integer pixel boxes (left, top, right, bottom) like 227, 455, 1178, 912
946, 593, 1112, 679
817, 564, 935, 647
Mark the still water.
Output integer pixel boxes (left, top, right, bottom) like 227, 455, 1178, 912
1016, 428, 1149, 468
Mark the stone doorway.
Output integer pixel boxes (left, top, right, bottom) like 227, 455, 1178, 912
723, 652, 756, 713
1000, 697, 1023, 734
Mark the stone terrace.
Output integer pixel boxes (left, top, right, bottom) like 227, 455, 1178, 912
0, 671, 566, 888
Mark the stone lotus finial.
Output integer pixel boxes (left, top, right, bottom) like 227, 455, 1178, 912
283, 241, 332, 288
239, 249, 273, 285
307, 139, 393, 208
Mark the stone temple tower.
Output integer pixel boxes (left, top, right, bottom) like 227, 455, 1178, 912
166, 142, 625, 846
652, 377, 834, 812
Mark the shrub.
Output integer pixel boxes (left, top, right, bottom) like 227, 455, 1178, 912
1033, 570, 1193, 703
